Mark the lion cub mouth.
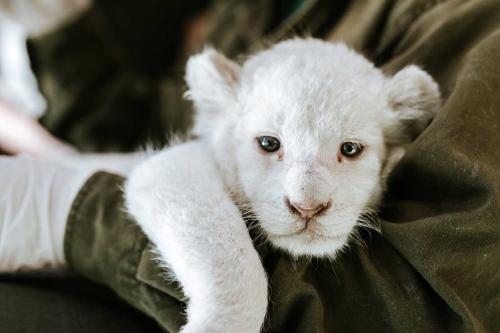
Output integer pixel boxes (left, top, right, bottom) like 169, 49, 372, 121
272, 223, 350, 242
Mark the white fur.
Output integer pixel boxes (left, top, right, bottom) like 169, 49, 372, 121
125, 142, 268, 333
126, 38, 440, 332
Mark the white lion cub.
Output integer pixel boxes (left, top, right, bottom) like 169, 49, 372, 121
125, 38, 440, 333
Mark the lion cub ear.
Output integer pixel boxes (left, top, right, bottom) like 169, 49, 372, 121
383, 65, 441, 145
185, 48, 241, 136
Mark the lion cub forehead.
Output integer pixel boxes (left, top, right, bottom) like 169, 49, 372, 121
241, 39, 385, 86
238, 40, 387, 129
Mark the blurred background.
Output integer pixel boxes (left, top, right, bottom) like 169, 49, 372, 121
0, 0, 313, 156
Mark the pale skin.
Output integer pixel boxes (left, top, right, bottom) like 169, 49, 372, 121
0, 99, 73, 157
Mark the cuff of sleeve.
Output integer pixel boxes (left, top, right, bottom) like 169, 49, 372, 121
64, 171, 186, 332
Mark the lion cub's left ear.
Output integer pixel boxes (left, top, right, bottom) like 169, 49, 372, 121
384, 65, 441, 145
185, 48, 241, 137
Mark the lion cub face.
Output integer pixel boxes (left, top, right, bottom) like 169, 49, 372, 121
186, 39, 440, 257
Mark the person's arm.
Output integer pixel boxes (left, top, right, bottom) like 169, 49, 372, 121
0, 155, 186, 331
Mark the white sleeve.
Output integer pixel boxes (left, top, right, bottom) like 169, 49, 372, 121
49, 151, 149, 177
0, 155, 92, 271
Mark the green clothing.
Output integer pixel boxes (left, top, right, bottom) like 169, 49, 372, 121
27, 0, 500, 332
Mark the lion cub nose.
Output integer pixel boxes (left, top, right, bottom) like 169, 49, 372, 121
285, 198, 331, 218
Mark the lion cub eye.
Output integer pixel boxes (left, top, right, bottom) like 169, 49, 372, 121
340, 142, 364, 157
257, 136, 281, 153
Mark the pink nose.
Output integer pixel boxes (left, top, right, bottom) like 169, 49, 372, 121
285, 198, 331, 218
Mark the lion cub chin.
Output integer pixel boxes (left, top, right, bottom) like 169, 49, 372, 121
125, 38, 440, 332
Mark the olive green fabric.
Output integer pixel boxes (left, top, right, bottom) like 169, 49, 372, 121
61, 0, 500, 332
64, 173, 186, 332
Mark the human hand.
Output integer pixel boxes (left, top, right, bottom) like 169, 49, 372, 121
0, 99, 75, 157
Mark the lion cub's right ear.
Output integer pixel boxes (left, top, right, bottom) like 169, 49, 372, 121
185, 48, 241, 136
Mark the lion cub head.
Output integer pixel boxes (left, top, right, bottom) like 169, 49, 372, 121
185, 39, 440, 257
